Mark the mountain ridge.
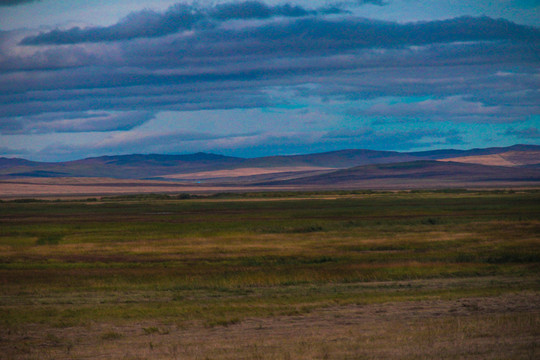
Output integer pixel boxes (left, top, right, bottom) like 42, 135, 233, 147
0, 144, 539, 181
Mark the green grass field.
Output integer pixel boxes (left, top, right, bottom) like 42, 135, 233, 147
1, 190, 539, 359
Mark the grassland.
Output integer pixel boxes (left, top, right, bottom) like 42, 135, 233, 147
0, 190, 539, 359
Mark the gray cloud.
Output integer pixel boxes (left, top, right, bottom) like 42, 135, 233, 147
2, 40, 536, 122
36, 130, 261, 160
0, 111, 154, 134
0, 10, 538, 135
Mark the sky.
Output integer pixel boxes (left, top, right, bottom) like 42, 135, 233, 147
0, 0, 538, 161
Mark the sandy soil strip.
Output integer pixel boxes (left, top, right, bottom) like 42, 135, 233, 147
0, 177, 299, 198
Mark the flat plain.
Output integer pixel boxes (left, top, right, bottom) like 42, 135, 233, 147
0, 190, 539, 359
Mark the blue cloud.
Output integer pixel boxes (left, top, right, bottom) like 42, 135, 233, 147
503, 127, 540, 139
0, 0, 39, 6
322, 128, 465, 149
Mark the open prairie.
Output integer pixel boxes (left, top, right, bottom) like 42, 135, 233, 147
1, 190, 539, 359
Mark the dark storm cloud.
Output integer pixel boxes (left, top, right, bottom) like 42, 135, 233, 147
230, 16, 538, 56
9, 16, 539, 76
21, 1, 348, 45
210, 1, 311, 20
15, 17, 539, 75
20, 4, 203, 45
21, 10, 540, 47
0, 0, 39, 6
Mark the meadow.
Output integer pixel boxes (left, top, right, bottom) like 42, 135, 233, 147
0, 190, 539, 359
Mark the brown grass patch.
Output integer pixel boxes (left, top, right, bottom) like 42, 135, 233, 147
3, 292, 538, 359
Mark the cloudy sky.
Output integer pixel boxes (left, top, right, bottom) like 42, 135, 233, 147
0, 0, 538, 161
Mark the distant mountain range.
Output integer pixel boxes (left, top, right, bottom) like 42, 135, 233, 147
1, 145, 539, 189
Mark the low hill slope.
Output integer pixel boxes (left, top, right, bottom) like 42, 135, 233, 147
258, 160, 540, 186
0, 153, 245, 179
440, 151, 540, 167
409, 144, 540, 160
0, 150, 422, 179
242, 149, 420, 168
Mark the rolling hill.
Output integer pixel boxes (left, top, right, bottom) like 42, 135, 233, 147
0, 153, 244, 179
0, 149, 421, 179
240, 149, 420, 168
439, 150, 540, 167
408, 144, 540, 160
0, 145, 539, 189
256, 160, 540, 187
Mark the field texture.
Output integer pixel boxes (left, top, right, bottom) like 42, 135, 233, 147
0, 191, 539, 359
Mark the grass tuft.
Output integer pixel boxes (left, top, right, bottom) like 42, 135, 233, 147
100, 331, 123, 340
36, 233, 64, 245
